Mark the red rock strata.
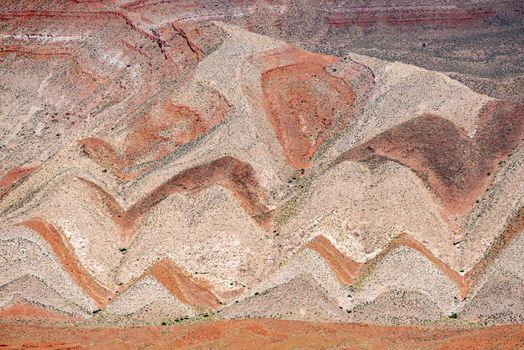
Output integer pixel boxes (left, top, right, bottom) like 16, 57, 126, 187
464, 207, 524, 291
149, 258, 220, 309
343, 101, 524, 215
169, 22, 204, 61
0, 10, 214, 180
0, 45, 117, 120
0, 11, 187, 60
308, 207, 524, 299
1, 320, 523, 349
19, 219, 222, 310
307, 233, 466, 297
259, 46, 372, 169
20, 219, 113, 307
80, 89, 231, 180
326, 7, 496, 28
0, 166, 35, 199
306, 235, 361, 285
80, 156, 271, 243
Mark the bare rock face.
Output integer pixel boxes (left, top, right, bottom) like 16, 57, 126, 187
0, 0, 523, 348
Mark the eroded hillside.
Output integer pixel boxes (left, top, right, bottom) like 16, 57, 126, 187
1, 1, 523, 348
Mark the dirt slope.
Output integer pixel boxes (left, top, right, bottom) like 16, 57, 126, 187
0, 0, 523, 348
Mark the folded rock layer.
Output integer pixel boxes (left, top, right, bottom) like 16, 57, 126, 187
0, 0, 523, 348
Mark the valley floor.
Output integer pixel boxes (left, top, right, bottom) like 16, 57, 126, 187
1, 319, 523, 349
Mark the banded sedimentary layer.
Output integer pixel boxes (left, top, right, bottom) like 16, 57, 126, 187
0, 1, 523, 348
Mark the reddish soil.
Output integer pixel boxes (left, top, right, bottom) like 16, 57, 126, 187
149, 258, 220, 309
0, 320, 522, 349
343, 101, 524, 215
260, 47, 363, 169
308, 207, 524, 299
80, 156, 272, 243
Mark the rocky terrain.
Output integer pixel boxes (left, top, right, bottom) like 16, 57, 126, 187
1, 0, 523, 348
120, 0, 524, 103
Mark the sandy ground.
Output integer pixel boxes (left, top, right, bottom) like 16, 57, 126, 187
1, 319, 523, 350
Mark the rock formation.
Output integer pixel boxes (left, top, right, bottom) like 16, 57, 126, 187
0, 0, 523, 348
